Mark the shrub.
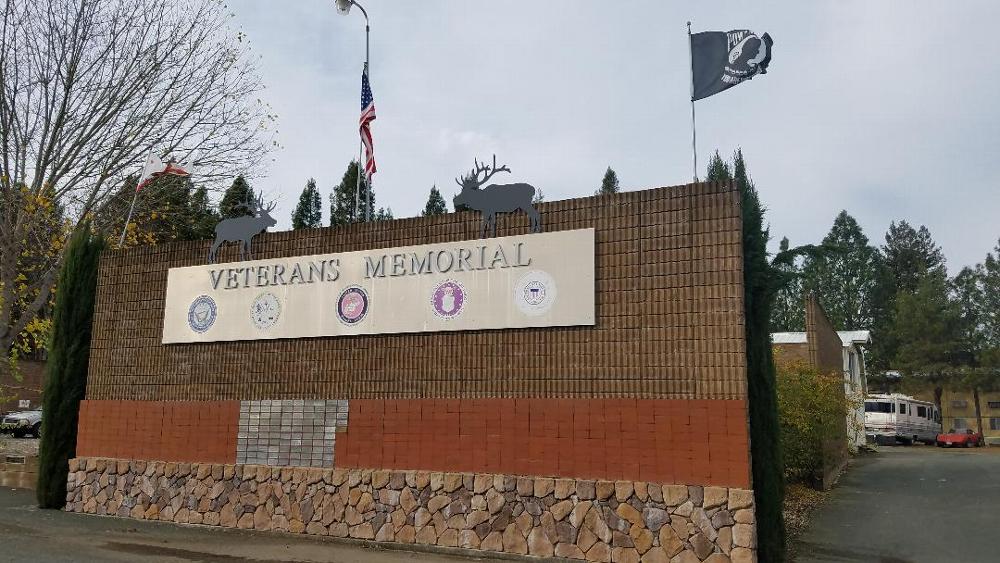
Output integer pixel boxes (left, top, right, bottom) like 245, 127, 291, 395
776, 355, 851, 484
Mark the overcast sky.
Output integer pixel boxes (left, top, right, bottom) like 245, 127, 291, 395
232, 1, 1000, 271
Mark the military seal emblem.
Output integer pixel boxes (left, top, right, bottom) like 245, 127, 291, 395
250, 291, 281, 330
187, 295, 217, 333
514, 270, 557, 316
337, 286, 369, 325
431, 280, 466, 319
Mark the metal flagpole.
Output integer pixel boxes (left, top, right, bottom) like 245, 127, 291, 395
348, 1, 370, 223
118, 152, 155, 246
117, 185, 141, 246
687, 21, 698, 182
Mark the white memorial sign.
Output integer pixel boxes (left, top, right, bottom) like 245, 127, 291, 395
162, 229, 595, 343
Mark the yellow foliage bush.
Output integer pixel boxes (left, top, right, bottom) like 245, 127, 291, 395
776, 355, 852, 484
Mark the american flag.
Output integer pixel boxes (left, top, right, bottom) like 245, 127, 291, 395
360, 66, 377, 180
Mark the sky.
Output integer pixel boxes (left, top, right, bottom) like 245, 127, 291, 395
231, 1, 1000, 272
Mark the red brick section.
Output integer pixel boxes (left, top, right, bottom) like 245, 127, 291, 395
76, 400, 238, 464
334, 398, 750, 489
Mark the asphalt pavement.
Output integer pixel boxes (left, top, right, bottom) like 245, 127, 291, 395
0, 487, 507, 563
794, 446, 1000, 563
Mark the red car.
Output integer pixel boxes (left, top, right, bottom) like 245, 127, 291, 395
936, 429, 984, 448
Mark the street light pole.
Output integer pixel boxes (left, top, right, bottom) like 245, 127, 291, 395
336, 0, 371, 223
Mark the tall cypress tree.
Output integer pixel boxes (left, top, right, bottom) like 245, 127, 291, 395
219, 176, 255, 219
37, 225, 105, 509
737, 149, 785, 563
292, 178, 323, 229
710, 149, 785, 561
422, 185, 447, 216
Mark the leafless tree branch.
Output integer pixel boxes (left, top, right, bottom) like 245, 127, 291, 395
0, 0, 274, 356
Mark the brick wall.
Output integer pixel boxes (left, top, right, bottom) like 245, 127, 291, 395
86, 182, 745, 402
76, 400, 238, 464
72, 182, 759, 560
334, 398, 750, 488
805, 295, 842, 374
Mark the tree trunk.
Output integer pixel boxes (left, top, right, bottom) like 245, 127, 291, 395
973, 386, 984, 436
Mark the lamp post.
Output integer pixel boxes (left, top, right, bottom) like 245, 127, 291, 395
335, 0, 371, 222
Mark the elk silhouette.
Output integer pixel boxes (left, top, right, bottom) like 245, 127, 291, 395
208, 193, 277, 263
453, 155, 541, 238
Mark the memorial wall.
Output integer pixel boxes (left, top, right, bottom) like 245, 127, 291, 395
67, 181, 757, 562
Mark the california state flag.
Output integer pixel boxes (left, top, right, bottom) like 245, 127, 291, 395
136, 153, 195, 192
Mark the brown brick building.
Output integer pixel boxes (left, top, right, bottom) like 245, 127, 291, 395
67, 182, 758, 562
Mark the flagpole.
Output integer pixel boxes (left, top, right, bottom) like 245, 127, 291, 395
687, 21, 698, 182
117, 185, 141, 246
346, 1, 371, 223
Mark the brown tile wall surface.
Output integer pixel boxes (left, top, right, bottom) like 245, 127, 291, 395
86, 182, 746, 401
76, 400, 238, 464
335, 398, 751, 488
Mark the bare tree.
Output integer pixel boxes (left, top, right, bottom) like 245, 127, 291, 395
0, 0, 274, 360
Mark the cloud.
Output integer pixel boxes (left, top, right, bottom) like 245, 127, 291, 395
232, 0, 1000, 270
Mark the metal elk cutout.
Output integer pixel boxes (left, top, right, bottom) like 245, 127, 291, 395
208, 193, 277, 263
453, 155, 541, 238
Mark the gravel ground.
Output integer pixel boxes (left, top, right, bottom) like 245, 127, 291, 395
0, 436, 39, 457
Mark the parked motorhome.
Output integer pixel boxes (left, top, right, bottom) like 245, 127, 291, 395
865, 393, 941, 445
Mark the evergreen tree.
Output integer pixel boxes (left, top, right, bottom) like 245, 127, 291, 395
882, 221, 946, 293
770, 237, 805, 331
706, 150, 732, 181
870, 221, 946, 370
953, 240, 1000, 365
596, 166, 620, 195
187, 186, 219, 240
728, 148, 785, 562
422, 185, 447, 216
801, 211, 880, 331
892, 271, 964, 407
36, 225, 105, 508
292, 178, 323, 229
219, 176, 255, 219
103, 174, 218, 245
330, 161, 380, 226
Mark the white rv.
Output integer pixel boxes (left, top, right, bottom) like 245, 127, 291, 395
864, 393, 941, 445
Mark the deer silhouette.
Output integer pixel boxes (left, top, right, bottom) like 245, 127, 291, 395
453, 155, 541, 238
208, 193, 277, 263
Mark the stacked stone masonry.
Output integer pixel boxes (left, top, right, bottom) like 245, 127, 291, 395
66, 458, 756, 563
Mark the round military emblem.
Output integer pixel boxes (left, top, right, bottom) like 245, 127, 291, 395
337, 286, 369, 325
514, 270, 557, 316
431, 280, 466, 319
187, 295, 217, 333
250, 291, 281, 330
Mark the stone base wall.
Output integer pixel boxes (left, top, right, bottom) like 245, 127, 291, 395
66, 457, 756, 562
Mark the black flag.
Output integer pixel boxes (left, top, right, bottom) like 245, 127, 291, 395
691, 29, 773, 101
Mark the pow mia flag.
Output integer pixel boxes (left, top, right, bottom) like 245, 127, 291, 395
691, 29, 773, 101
